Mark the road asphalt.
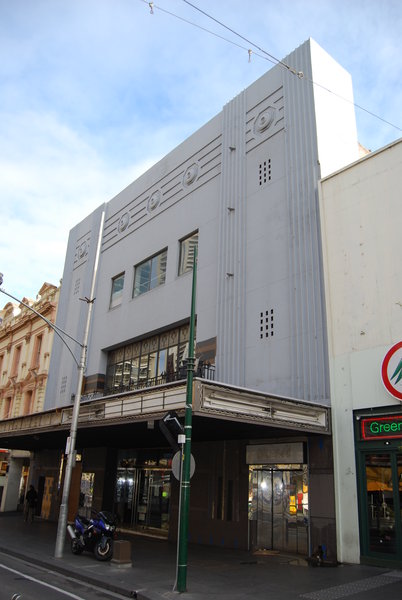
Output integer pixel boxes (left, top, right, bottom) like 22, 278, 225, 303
0, 512, 402, 600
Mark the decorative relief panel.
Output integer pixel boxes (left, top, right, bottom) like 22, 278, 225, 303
246, 85, 284, 154
102, 136, 222, 252
73, 233, 90, 269
182, 163, 199, 187
253, 107, 276, 135
147, 190, 162, 213
77, 241, 87, 259
118, 212, 130, 232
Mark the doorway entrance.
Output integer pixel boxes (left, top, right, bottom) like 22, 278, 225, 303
249, 466, 308, 554
114, 467, 171, 535
359, 451, 402, 558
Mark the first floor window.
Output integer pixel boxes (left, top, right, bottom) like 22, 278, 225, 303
178, 231, 198, 276
31, 334, 42, 368
110, 273, 125, 308
3, 397, 12, 419
105, 324, 192, 393
23, 390, 34, 415
133, 249, 167, 297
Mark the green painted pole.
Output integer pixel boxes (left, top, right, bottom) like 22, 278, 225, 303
176, 247, 197, 593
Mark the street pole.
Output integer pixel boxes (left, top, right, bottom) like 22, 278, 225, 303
54, 209, 105, 558
176, 247, 197, 593
0, 275, 90, 556
173, 435, 185, 592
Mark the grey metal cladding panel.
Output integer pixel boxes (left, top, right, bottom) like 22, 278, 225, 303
245, 85, 285, 154
283, 42, 329, 403
216, 91, 247, 387
101, 136, 222, 252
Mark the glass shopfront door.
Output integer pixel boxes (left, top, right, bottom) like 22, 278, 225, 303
249, 466, 308, 554
360, 452, 402, 557
114, 467, 171, 534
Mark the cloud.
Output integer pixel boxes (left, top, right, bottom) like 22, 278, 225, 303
0, 0, 401, 301
0, 108, 157, 300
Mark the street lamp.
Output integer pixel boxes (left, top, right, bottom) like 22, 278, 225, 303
175, 247, 197, 592
0, 275, 86, 557
0, 208, 105, 559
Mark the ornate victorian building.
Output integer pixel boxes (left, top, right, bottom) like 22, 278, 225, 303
0, 283, 59, 511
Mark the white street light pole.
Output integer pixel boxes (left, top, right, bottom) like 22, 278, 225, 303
54, 209, 105, 558
0, 208, 105, 560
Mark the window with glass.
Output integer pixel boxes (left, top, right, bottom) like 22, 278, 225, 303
178, 231, 198, 276
364, 452, 401, 555
31, 334, 42, 369
3, 397, 12, 419
133, 249, 167, 297
11, 345, 22, 377
105, 324, 192, 394
110, 273, 125, 308
23, 390, 34, 415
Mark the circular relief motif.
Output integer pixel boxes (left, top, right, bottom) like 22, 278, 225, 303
77, 241, 87, 259
254, 107, 276, 135
183, 163, 199, 188
118, 212, 129, 232
147, 190, 161, 213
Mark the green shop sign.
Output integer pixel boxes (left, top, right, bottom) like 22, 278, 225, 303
361, 415, 402, 440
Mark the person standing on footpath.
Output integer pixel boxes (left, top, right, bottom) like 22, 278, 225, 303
24, 484, 37, 523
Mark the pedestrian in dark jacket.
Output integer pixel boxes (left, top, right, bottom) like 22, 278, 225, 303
24, 484, 37, 523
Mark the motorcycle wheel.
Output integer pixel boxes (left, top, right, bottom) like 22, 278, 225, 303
71, 538, 84, 555
94, 537, 113, 561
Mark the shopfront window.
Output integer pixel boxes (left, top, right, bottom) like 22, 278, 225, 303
365, 454, 397, 554
113, 450, 172, 534
398, 455, 402, 526
356, 411, 402, 563
248, 465, 308, 555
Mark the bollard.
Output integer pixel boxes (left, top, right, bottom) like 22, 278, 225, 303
111, 540, 132, 567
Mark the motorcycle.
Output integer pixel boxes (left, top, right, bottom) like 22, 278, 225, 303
67, 510, 117, 561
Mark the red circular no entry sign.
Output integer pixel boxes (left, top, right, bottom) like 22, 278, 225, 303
382, 341, 402, 401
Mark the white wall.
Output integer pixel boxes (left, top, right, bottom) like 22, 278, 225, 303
320, 138, 402, 563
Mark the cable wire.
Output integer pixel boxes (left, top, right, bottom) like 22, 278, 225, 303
139, 0, 276, 65
181, 0, 401, 132
139, 0, 401, 133
181, 0, 302, 76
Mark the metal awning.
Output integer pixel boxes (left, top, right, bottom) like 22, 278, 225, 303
0, 379, 330, 451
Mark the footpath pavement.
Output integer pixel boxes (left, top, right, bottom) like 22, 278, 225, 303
0, 512, 402, 600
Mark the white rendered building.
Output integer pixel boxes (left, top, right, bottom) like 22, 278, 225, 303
320, 138, 402, 566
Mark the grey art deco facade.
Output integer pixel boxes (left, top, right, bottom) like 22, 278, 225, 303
1, 39, 359, 560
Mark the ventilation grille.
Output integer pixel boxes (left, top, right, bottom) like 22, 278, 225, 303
73, 278, 81, 296
259, 159, 271, 186
260, 309, 274, 339
60, 376, 67, 397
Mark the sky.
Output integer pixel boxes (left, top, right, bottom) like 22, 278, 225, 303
1, 0, 401, 302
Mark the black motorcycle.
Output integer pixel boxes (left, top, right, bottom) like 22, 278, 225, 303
67, 510, 117, 561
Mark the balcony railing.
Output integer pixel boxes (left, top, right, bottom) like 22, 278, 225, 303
103, 361, 215, 397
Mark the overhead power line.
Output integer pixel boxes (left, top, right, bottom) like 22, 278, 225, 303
141, 0, 276, 65
140, 0, 402, 134
181, 0, 303, 77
